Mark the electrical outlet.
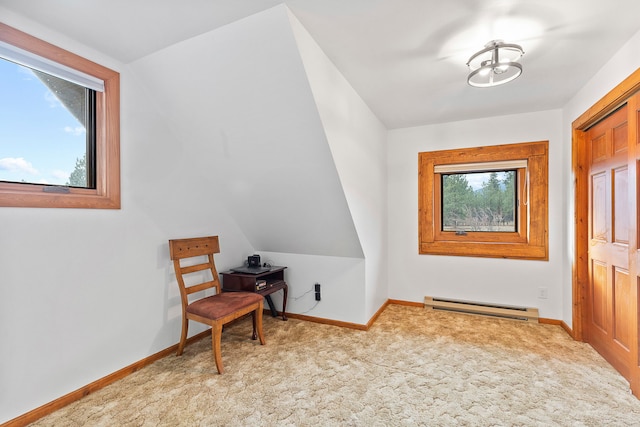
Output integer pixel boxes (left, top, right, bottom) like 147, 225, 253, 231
315, 283, 321, 301
538, 287, 548, 299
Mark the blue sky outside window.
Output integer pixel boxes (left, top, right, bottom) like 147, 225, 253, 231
0, 58, 88, 186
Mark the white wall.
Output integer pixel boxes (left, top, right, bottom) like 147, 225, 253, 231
561, 28, 640, 327
0, 16, 254, 425
0, 6, 382, 422
3, 3, 638, 424
256, 251, 365, 324
128, 5, 376, 324
287, 10, 389, 321
387, 110, 565, 319
130, 5, 363, 260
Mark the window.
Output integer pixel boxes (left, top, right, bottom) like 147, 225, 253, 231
442, 170, 517, 233
0, 23, 120, 209
418, 141, 548, 260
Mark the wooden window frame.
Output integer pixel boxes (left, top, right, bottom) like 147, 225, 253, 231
0, 23, 120, 209
418, 140, 548, 260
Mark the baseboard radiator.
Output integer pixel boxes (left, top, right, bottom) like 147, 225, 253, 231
424, 296, 539, 322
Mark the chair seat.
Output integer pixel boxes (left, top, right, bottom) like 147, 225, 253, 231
186, 292, 264, 320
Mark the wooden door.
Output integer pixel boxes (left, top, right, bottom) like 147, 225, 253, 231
586, 104, 638, 382
629, 93, 640, 394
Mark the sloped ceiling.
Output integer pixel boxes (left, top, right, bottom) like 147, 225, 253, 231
0, 0, 284, 63
2, 0, 640, 128
129, 6, 363, 258
286, 0, 640, 128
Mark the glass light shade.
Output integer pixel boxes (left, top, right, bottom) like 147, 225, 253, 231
466, 40, 524, 88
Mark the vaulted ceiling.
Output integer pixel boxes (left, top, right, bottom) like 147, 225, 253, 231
2, 0, 640, 129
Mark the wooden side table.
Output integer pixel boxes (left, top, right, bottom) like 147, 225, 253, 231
221, 266, 288, 321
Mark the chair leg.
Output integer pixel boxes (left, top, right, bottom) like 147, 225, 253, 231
211, 322, 224, 374
177, 315, 189, 356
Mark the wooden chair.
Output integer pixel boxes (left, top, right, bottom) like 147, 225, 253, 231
168, 236, 265, 374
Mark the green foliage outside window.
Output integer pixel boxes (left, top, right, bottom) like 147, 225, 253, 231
66, 154, 86, 187
442, 171, 516, 232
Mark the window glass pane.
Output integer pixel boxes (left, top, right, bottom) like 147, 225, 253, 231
0, 57, 93, 187
442, 170, 516, 232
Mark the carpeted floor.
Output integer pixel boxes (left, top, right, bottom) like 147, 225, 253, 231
30, 305, 640, 426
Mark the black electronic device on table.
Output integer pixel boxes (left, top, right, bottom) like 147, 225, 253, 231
231, 254, 270, 274
248, 254, 261, 267
231, 265, 271, 275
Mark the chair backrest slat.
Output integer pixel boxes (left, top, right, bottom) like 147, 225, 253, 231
180, 262, 211, 275
169, 236, 222, 299
169, 236, 220, 260
185, 280, 217, 295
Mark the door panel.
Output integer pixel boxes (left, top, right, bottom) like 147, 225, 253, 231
591, 172, 608, 241
591, 260, 608, 331
614, 122, 628, 154
614, 166, 629, 244
591, 261, 607, 334
637, 278, 640, 371
587, 105, 633, 379
591, 133, 609, 163
613, 268, 631, 350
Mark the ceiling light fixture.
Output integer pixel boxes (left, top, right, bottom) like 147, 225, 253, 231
466, 40, 524, 88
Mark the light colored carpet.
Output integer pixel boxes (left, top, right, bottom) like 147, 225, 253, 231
30, 305, 640, 426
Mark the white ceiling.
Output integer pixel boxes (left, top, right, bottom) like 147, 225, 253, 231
2, 0, 640, 129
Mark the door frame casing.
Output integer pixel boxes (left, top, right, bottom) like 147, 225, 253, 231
572, 67, 640, 396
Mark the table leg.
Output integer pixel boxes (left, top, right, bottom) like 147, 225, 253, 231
265, 295, 278, 317
281, 284, 288, 321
